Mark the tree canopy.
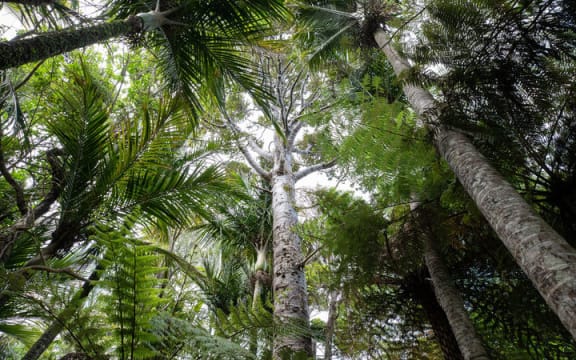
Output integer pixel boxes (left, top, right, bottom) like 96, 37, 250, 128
0, 0, 575, 359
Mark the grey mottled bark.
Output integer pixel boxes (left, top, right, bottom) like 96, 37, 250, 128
374, 28, 576, 340
409, 270, 464, 360
271, 171, 312, 357
324, 290, 340, 360
224, 58, 336, 358
421, 220, 490, 360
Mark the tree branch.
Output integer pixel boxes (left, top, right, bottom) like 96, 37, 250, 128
287, 120, 304, 148
295, 158, 337, 181
247, 138, 273, 161
221, 109, 272, 180
0, 148, 64, 262
22, 265, 90, 282
0, 132, 27, 215
237, 143, 271, 180
289, 101, 337, 127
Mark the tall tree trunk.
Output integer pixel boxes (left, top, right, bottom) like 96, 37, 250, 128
324, 289, 340, 360
374, 28, 576, 340
419, 220, 490, 360
409, 269, 464, 360
225, 58, 334, 358
0, 17, 141, 70
23, 268, 100, 360
271, 169, 312, 358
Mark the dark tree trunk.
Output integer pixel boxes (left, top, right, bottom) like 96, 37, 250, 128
23, 268, 100, 360
410, 270, 464, 360
0, 17, 141, 70
324, 289, 340, 360
420, 222, 490, 360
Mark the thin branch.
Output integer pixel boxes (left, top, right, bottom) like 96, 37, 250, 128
295, 158, 337, 181
221, 109, 271, 179
238, 143, 272, 180
299, 245, 325, 267
376, 7, 427, 50
285, 69, 305, 119
0, 148, 64, 262
287, 120, 304, 148
22, 265, 90, 282
308, 21, 357, 61
290, 101, 337, 126
0, 128, 27, 215
297, 3, 362, 20
13, 59, 45, 91
293, 144, 313, 155
247, 138, 273, 161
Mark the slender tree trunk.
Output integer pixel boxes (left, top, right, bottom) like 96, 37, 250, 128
0, 17, 141, 70
419, 220, 490, 360
23, 268, 100, 360
406, 268, 463, 360
271, 169, 312, 358
324, 289, 340, 360
374, 28, 576, 340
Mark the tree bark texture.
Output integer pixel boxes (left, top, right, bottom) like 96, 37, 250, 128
271, 171, 312, 358
374, 28, 576, 341
227, 59, 332, 358
0, 18, 141, 70
250, 247, 268, 355
324, 289, 340, 360
408, 270, 464, 360
421, 226, 490, 360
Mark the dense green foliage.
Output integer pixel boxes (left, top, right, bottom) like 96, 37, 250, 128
0, 0, 575, 359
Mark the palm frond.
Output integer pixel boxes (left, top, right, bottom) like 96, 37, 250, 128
0, 322, 41, 347
106, 0, 289, 116
3, 1, 85, 34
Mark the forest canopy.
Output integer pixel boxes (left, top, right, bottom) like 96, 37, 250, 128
0, 0, 575, 359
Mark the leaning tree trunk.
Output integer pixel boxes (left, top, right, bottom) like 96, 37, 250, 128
419, 219, 490, 360
324, 289, 340, 360
23, 268, 100, 360
374, 28, 576, 340
2, 0, 57, 5
271, 163, 312, 358
408, 269, 464, 360
0, 17, 141, 70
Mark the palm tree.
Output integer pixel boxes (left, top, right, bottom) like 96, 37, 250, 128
293, 0, 576, 340
0, 58, 229, 350
197, 175, 273, 354
0, 0, 287, 113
